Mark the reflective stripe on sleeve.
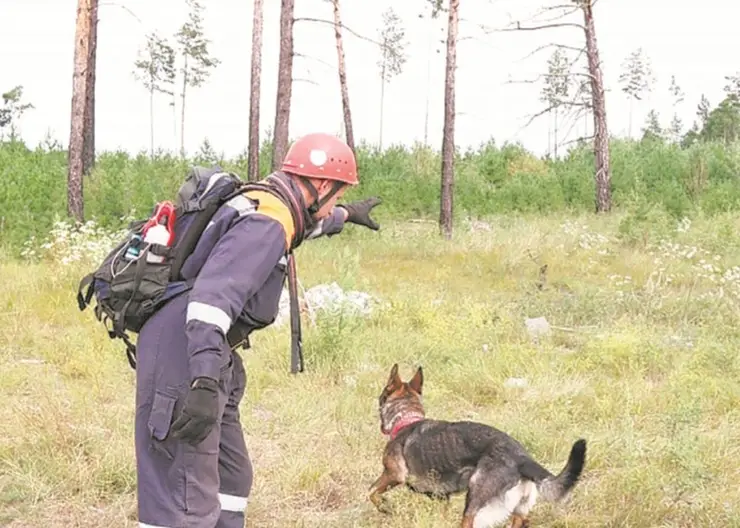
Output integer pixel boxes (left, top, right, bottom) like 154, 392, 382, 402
218, 492, 248, 512
226, 194, 256, 216
186, 301, 231, 333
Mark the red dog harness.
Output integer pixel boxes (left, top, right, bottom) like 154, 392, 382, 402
390, 413, 425, 440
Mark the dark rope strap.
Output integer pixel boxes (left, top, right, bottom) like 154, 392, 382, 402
287, 252, 303, 374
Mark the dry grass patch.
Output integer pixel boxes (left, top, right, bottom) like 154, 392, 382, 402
2, 212, 740, 526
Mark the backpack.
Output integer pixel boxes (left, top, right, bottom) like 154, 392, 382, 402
76, 166, 305, 373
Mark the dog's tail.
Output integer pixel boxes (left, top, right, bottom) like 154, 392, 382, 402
518, 438, 587, 503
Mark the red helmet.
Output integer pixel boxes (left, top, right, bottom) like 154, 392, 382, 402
280, 133, 359, 186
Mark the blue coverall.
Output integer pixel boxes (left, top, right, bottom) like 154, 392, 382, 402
134, 170, 347, 527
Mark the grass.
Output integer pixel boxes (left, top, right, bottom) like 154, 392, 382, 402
2, 210, 740, 527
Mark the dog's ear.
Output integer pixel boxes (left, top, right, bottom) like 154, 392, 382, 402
386, 363, 401, 390
408, 366, 423, 394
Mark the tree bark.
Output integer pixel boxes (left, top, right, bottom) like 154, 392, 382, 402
172, 96, 177, 149
67, 0, 93, 223
554, 106, 558, 158
247, 0, 264, 181
580, 0, 611, 212
82, 0, 97, 175
332, 0, 355, 154
180, 55, 188, 158
379, 67, 385, 151
149, 85, 154, 157
272, 0, 295, 171
439, 0, 458, 240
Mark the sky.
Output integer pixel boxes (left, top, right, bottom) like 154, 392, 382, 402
2, 0, 739, 159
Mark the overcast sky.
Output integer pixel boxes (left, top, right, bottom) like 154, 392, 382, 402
2, 0, 738, 158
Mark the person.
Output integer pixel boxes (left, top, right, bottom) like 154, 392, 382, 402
134, 132, 381, 528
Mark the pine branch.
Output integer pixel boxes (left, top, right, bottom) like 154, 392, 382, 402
294, 17, 381, 46
516, 43, 586, 62
294, 52, 334, 70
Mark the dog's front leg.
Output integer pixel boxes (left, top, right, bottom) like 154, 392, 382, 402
509, 514, 530, 528
369, 471, 401, 514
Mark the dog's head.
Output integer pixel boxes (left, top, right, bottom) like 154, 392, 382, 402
378, 363, 425, 436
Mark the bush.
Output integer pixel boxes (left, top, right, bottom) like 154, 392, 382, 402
2, 136, 740, 254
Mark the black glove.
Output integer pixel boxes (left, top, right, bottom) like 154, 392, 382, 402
170, 377, 220, 446
339, 197, 382, 230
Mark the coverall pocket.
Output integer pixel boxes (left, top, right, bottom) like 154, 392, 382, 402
147, 390, 178, 459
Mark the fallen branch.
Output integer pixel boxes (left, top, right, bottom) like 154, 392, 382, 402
550, 325, 598, 333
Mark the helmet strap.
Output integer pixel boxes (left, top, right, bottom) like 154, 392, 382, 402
299, 177, 345, 216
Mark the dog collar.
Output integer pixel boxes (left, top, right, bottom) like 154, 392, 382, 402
390, 413, 424, 440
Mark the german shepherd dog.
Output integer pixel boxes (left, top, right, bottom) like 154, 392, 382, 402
369, 364, 587, 528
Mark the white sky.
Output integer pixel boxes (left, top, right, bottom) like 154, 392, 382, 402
2, 0, 738, 158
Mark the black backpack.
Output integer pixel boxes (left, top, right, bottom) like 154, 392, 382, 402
76, 166, 305, 373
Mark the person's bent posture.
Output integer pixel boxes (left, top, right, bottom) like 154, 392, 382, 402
135, 133, 381, 528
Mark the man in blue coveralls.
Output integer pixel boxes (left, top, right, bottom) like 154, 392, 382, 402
134, 132, 381, 527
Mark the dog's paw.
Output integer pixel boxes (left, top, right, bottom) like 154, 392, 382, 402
376, 497, 393, 515
370, 494, 393, 515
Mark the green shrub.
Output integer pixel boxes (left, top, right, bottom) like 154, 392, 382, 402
2, 136, 740, 253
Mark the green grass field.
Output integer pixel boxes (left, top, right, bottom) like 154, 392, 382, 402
2, 210, 739, 527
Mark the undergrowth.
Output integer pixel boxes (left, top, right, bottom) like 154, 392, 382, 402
2, 212, 740, 526
2, 136, 740, 251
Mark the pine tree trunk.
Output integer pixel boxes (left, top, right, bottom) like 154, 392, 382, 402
332, 0, 355, 154
149, 85, 155, 157
424, 37, 432, 146
439, 0, 458, 240
379, 74, 385, 150
248, 0, 264, 181
554, 107, 558, 158
581, 0, 611, 213
172, 97, 177, 149
180, 56, 188, 158
82, 0, 97, 176
67, 0, 93, 223
272, 0, 294, 171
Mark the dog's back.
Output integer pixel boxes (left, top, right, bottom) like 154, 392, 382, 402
393, 419, 534, 496
395, 419, 586, 504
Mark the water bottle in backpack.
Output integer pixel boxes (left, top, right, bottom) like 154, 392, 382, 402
142, 201, 176, 263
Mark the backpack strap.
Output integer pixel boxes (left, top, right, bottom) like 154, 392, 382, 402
169, 193, 226, 282
112, 247, 151, 337
239, 175, 308, 374
77, 272, 95, 310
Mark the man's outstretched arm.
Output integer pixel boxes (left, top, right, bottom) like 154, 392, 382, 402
306, 197, 383, 240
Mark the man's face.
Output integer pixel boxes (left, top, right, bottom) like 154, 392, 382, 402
313, 179, 348, 219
